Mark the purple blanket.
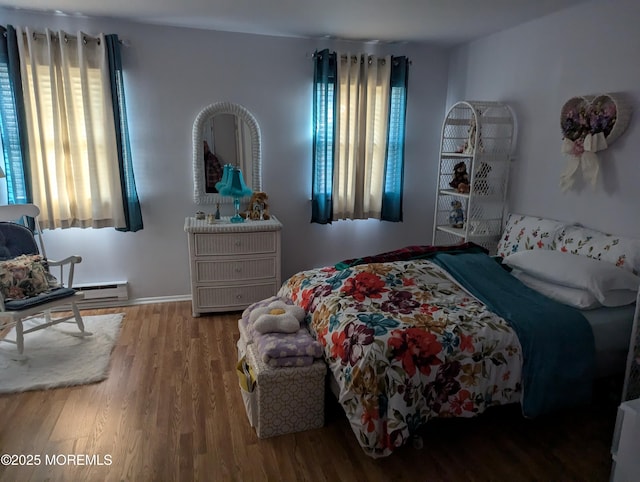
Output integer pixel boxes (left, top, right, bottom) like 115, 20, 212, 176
254, 328, 323, 366
241, 296, 323, 366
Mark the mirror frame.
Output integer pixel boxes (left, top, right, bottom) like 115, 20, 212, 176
192, 102, 262, 204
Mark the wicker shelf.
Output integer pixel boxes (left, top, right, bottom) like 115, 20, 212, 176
432, 101, 515, 254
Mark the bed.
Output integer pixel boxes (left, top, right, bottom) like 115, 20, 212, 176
276, 214, 640, 458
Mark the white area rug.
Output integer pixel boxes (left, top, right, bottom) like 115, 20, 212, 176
0, 313, 124, 394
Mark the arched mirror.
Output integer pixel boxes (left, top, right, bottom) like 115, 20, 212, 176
193, 102, 262, 204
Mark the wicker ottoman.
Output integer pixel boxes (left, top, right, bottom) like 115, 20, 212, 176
242, 342, 326, 438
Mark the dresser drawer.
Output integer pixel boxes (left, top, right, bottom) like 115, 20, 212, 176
195, 257, 276, 282
195, 282, 278, 310
194, 232, 277, 256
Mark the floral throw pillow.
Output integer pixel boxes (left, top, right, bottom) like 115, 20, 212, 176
555, 225, 640, 275
496, 213, 567, 259
0, 254, 59, 300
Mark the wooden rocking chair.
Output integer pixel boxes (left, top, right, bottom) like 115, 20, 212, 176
0, 204, 90, 360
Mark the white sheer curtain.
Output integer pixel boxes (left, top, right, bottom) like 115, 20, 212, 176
16, 27, 125, 229
333, 52, 391, 220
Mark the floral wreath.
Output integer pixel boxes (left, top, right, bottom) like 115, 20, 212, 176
560, 93, 631, 191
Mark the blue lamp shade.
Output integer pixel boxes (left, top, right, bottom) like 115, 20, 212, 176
215, 164, 233, 193
218, 165, 253, 223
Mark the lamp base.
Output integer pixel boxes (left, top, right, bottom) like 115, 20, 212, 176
230, 197, 245, 223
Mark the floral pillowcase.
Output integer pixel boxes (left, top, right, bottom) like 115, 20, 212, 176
555, 225, 640, 276
495, 213, 567, 259
0, 254, 60, 301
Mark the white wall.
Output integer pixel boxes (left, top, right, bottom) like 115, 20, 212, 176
0, 8, 450, 301
447, 0, 640, 239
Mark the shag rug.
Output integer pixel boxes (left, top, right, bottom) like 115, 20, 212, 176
0, 313, 124, 394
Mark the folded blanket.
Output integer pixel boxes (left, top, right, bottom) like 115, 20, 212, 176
254, 328, 323, 360
264, 355, 315, 368
242, 296, 324, 366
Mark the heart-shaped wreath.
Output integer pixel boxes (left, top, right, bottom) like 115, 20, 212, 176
560, 93, 631, 191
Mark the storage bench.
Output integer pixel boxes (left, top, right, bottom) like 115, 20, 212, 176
238, 339, 326, 438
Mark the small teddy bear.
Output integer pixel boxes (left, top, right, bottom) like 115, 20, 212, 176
241, 191, 270, 220
449, 162, 470, 193
449, 200, 464, 228
248, 299, 305, 334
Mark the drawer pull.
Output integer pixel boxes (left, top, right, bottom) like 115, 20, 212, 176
236, 293, 243, 300
235, 267, 242, 273
234, 241, 242, 247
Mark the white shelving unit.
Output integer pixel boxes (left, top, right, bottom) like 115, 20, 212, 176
432, 101, 515, 254
611, 397, 640, 481
621, 289, 640, 402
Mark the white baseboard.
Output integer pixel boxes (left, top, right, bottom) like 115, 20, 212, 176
76, 294, 192, 310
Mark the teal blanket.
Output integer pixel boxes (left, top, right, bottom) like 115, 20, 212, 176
432, 252, 596, 417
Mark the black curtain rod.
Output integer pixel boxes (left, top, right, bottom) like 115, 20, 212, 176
310, 51, 412, 65
3, 29, 126, 46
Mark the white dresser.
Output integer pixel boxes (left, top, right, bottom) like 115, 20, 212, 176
184, 216, 282, 316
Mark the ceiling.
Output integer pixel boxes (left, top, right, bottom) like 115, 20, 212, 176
1, 0, 592, 45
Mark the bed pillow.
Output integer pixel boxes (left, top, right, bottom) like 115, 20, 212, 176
496, 213, 566, 259
510, 269, 601, 310
554, 225, 640, 275
0, 254, 59, 300
503, 250, 640, 307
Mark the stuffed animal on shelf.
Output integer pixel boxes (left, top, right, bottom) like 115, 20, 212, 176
449, 161, 470, 193
241, 191, 271, 220
449, 200, 464, 228
249, 299, 306, 334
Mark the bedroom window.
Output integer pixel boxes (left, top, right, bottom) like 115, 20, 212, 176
0, 25, 142, 231
311, 49, 409, 224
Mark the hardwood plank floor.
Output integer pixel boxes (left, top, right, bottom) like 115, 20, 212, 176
0, 301, 620, 481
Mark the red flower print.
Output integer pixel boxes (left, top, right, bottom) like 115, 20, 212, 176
330, 330, 348, 361
502, 371, 510, 381
537, 240, 544, 248
388, 327, 443, 377
459, 333, 474, 353
317, 326, 329, 347
340, 272, 388, 302
402, 277, 416, 287
450, 389, 474, 415
300, 289, 314, 311
421, 304, 439, 315
361, 408, 378, 433
561, 246, 568, 252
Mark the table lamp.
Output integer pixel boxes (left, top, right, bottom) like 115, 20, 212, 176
218, 165, 253, 223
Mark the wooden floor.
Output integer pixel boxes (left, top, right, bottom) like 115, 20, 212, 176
0, 301, 620, 481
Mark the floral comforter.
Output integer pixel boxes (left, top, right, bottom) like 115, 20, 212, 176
278, 257, 523, 458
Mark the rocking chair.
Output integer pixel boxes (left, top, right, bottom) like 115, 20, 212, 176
0, 204, 90, 360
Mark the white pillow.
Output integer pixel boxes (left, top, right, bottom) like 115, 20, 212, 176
503, 250, 640, 307
510, 269, 601, 310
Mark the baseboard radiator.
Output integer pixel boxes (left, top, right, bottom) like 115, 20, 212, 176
74, 281, 129, 306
